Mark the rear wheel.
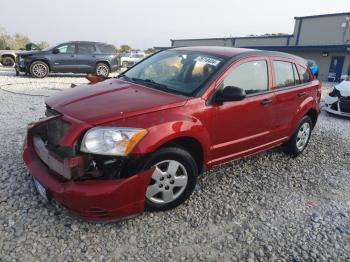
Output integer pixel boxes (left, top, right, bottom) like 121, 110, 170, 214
95, 63, 110, 77
142, 147, 198, 211
1, 56, 15, 67
30, 61, 49, 78
283, 115, 312, 157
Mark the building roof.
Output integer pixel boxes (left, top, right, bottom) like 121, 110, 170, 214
295, 12, 350, 20
171, 34, 291, 42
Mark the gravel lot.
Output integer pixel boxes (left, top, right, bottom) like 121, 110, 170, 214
0, 65, 350, 261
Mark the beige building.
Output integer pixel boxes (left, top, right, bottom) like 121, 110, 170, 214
171, 12, 350, 82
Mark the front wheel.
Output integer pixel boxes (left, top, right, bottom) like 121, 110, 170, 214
283, 115, 313, 157
142, 147, 198, 211
30, 61, 49, 78
95, 63, 110, 77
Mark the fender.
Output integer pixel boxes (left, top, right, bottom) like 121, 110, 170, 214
288, 97, 320, 137
29, 57, 52, 71
120, 113, 211, 163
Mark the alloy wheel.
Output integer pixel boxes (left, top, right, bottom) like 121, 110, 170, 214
32, 63, 48, 77
296, 122, 311, 151
96, 64, 109, 77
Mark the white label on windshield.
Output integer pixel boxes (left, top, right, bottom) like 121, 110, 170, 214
194, 56, 221, 66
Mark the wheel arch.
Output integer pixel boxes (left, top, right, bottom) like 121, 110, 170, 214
1, 54, 15, 60
159, 136, 205, 174
305, 107, 318, 129
289, 98, 320, 137
30, 59, 52, 72
95, 60, 111, 70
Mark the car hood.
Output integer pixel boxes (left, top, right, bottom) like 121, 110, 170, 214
335, 81, 350, 97
45, 78, 188, 125
17, 50, 43, 56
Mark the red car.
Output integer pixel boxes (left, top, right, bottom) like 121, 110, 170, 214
23, 46, 321, 221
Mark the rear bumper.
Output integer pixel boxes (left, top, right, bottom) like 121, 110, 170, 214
110, 64, 119, 72
22, 123, 154, 221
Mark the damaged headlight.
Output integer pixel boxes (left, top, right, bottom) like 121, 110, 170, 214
80, 127, 148, 156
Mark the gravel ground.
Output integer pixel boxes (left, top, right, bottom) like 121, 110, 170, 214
0, 66, 350, 261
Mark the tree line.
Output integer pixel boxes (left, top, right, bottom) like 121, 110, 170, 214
0, 28, 49, 50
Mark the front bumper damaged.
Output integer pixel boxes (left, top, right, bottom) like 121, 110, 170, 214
22, 118, 154, 221
325, 94, 350, 118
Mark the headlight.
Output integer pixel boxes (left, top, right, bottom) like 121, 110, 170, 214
80, 127, 148, 156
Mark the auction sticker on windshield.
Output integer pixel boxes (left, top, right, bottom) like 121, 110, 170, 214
194, 56, 221, 66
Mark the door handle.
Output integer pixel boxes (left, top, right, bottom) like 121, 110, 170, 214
71, 54, 75, 57
298, 92, 306, 97
261, 98, 273, 106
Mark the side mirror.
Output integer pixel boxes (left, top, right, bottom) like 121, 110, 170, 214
216, 86, 246, 103
52, 48, 59, 54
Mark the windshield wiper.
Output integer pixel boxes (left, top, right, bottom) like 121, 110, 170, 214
130, 78, 172, 92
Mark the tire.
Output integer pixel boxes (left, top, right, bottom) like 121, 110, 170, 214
283, 115, 313, 157
95, 63, 110, 77
1, 56, 15, 67
122, 61, 128, 68
142, 147, 198, 211
30, 61, 49, 78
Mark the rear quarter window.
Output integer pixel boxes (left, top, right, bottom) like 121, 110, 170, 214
98, 44, 116, 54
297, 65, 312, 83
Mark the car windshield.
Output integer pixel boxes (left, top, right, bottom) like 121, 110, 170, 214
121, 50, 227, 96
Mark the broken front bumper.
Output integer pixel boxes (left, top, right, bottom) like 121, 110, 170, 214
325, 95, 350, 117
22, 121, 154, 221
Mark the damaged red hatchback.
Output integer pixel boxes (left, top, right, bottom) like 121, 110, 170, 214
23, 47, 321, 221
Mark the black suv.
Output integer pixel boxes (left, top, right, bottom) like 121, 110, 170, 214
15, 41, 118, 78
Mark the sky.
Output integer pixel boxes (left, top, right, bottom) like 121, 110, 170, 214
1, 0, 349, 50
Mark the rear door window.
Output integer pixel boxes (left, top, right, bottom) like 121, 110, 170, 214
273, 61, 296, 89
222, 60, 269, 95
77, 43, 96, 54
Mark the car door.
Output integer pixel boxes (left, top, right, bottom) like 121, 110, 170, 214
50, 43, 76, 72
75, 43, 97, 73
269, 59, 313, 140
210, 57, 276, 165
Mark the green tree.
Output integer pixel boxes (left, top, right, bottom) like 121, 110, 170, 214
144, 48, 156, 55
119, 44, 131, 52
